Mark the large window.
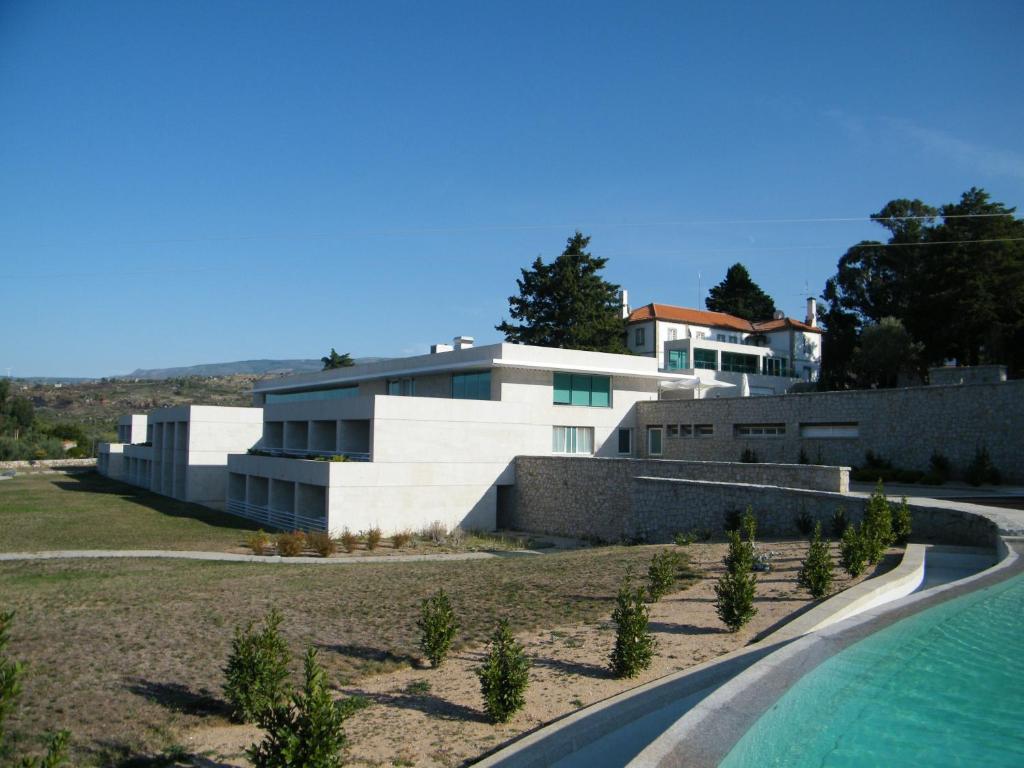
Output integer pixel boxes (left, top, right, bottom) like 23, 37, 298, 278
800, 423, 859, 438
693, 348, 718, 370
721, 352, 758, 374
553, 373, 611, 407
667, 349, 689, 370
452, 371, 491, 400
634, 327, 646, 346
552, 426, 594, 454
617, 428, 632, 455
647, 426, 663, 456
387, 378, 416, 396
762, 357, 788, 377
735, 423, 786, 437
266, 386, 358, 404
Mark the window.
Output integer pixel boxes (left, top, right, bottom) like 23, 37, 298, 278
734, 423, 786, 437
762, 358, 788, 377
800, 423, 859, 438
667, 349, 689, 370
721, 352, 758, 374
694, 348, 718, 370
716, 333, 726, 341
634, 327, 646, 346
266, 386, 359, 404
553, 373, 611, 407
452, 371, 491, 400
387, 378, 416, 396
647, 427, 663, 456
617, 428, 632, 455
552, 426, 594, 454
679, 424, 693, 438
667, 424, 679, 438
667, 328, 677, 341
695, 424, 714, 437
728, 334, 739, 344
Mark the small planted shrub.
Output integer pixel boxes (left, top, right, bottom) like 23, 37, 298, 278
365, 526, 383, 551
417, 589, 459, 668
248, 648, 363, 768
965, 446, 1001, 486
831, 506, 849, 539
741, 507, 757, 544
839, 524, 867, 577
307, 531, 335, 558
797, 523, 834, 599
893, 496, 912, 546
448, 526, 466, 547
723, 528, 755, 574
391, 529, 413, 549
722, 508, 744, 535
224, 609, 291, 724
794, 508, 815, 537
673, 531, 695, 546
248, 530, 271, 555
929, 451, 952, 483
714, 556, 757, 633
862, 481, 893, 564
339, 528, 358, 553
646, 549, 681, 602
610, 576, 656, 677
276, 531, 306, 558
740, 447, 759, 463
422, 520, 448, 545
477, 619, 530, 723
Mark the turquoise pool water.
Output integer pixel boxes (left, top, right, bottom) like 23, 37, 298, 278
721, 572, 1024, 767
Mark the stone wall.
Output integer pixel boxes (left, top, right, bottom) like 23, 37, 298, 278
0, 458, 97, 471
636, 379, 1024, 483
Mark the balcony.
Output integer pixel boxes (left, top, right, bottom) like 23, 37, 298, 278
226, 500, 327, 533
246, 447, 370, 462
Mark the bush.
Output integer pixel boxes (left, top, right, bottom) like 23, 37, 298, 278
422, 520, 448, 545
715, 527, 757, 632
610, 576, 656, 677
248, 648, 361, 768
339, 528, 358, 553
893, 496, 912, 546
965, 446, 1001, 486
673, 531, 695, 546
741, 507, 757, 544
862, 481, 893, 564
223, 609, 291, 724
740, 448, 758, 463
646, 550, 681, 602
839, 524, 867, 577
276, 532, 306, 558
365, 526, 383, 551
722, 529, 754, 574
794, 508, 814, 537
391, 529, 413, 549
417, 589, 458, 668
476, 619, 530, 723
929, 451, 952, 482
248, 530, 270, 555
797, 523, 834, 599
307, 531, 335, 558
831, 507, 849, 539
722, 508, 744, 534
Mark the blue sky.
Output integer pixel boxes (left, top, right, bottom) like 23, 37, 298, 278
2, 1, 1023, 377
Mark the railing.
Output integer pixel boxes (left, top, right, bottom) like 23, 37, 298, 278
248, 447, 371, 462
226, 500, 328, 533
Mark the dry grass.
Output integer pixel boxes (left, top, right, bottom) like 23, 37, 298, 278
0, 546, 692, 765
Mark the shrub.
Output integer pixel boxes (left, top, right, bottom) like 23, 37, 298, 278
797, 523, 834, 599
248, 530, 271, 556
965, 446, 1001, 486
422, 520, 448, 545
365, 526, 383, 551
740, 448, 759, 463
610, 577, 656, 677
673, 531, 695, 546
862, 482, 893, 564
722, 529, 754, 573
248, 648, 361, 768
223, 609, 291, 724
276, 532, 306, 558
391, 529, 413, 549
722, 508, 743, 534
714, 559, 757, 632
839, 524, 867, 577
329, 454, 349, 462
794, 508, 814, 537
339, 528, 358, 553
306, 531, 335, 558
695, 527, 713, 543
893, 496, 912, 546
476, 619, 530, 723
448, 526, 466, 547
741, 507, 757, 544
646, 549, 681, 602
929, 450, 952, 481
417, 589, 458, 668
864, 450, 892, 470
831, 507, 849, 539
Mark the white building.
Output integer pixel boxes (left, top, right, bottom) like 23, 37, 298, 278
97, 413, 149, 480
625, 297, 822, 397
224, 339, 698, 535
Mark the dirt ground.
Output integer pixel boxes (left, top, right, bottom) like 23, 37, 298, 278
184, 540, 895, 767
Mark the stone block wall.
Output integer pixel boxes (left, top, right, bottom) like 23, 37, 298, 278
636, 379, 1024, 483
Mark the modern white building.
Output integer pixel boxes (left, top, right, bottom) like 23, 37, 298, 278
224, 339, 699, 534
625, 297, 823, 396
97, 413, 149, 479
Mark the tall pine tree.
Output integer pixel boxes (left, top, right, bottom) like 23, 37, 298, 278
705, 263, 776, 321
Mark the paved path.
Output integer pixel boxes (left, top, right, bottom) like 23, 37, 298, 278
0, 549, 542, 564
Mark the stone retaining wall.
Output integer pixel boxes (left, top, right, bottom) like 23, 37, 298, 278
0, 458, 97, 471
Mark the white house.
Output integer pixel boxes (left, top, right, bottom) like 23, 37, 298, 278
625, 297, 822, 396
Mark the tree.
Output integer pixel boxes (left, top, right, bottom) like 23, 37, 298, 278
797, 523, 834, 599
850, 317, 924, 388
320, 349, 354, 370
610, 574, 656, 677
417, 589, 458, 668
223, 610, 291, 724
496, 232, 627, 353
705, 263, 776, 321
476, 619, 530, 723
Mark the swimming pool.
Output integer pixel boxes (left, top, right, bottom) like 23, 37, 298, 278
720, 572, 1024, 767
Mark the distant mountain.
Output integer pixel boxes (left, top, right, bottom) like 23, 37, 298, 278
120, 359, 325, 379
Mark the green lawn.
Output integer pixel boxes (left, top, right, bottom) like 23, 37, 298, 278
0, 472, 262, 552
0, 547, 691, 765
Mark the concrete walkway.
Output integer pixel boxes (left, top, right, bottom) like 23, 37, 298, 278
0, 549, 543, 564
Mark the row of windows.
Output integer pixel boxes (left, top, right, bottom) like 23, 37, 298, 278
735, 423, 786, 437
665, 348, 792, 377
665, 423, 715, 438
553, 373, 611, 407
266, 386, 359, 404
452, 371, 491, 400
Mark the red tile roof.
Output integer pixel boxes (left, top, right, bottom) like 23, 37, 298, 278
626, 303, 822, 334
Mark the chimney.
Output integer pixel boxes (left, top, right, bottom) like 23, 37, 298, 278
452, 335, 475, 350
430, 343, 453, 354
773, 310, 785, 320
619, 289, 630, 319
805, 297, 817, 328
